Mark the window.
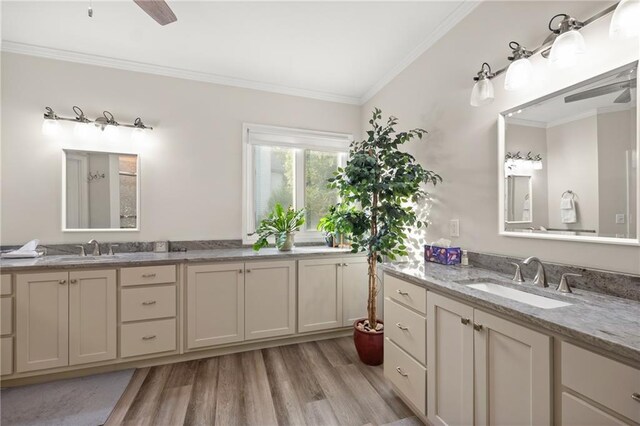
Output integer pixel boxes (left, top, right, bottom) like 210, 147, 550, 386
243, 124, 351, 243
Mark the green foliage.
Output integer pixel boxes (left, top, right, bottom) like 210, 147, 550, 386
252, 203, 306, 251
328, 108, 442, 261
305, 150, 341, 228
317, 204, 358, 236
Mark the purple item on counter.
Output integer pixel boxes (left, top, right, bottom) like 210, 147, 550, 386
424, 245, 462, 265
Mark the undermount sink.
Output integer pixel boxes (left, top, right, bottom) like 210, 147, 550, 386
465, 282, 572, 309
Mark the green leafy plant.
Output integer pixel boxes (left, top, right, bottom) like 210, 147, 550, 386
317, 204, 356, 236
252, 203, 305, 251
328, 108, 442, 330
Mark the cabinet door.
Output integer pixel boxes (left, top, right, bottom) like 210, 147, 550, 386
342, 257, 369, 327
186, 263, 244, 349
474, 309, 551, 426
16, 271, 69, 372
298, 258, 342, 333
427, 292, 474, 426
69, 269, 116, 365
245, 261, 296, 340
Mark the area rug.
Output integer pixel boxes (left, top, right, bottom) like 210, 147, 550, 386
1, 369, 134, 426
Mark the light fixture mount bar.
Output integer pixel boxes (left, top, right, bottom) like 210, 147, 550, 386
42, 106, 154, 131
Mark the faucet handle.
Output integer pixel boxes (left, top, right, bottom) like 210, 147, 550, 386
557, 273, 582, 293
76, 245, 86, 257
510, 262, 524, 283
108, 244, 119, 256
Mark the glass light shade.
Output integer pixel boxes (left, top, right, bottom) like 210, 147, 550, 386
131, 128, 148, 143
470, 78, 494, 107
549, 30, 587, 69
610, 0, 640, 40
533, 160, 543, 170
74, 122, 96, 139
504, 58, 534, 91
41, 119, 60, 136
102, 124, 120, 141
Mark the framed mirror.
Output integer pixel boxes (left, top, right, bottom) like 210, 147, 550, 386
499, 61, 639, 245
62, 149, 140, 231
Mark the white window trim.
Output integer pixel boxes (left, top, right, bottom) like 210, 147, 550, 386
242, 123, 353, 245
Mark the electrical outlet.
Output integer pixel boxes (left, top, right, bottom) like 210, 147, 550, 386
615, 214, 625, 224
449, 219, 460, 237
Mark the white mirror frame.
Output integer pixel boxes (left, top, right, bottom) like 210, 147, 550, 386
498, 61, 640, 246
61, 149, 140, 232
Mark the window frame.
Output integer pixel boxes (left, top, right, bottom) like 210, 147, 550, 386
242, 123, 352, 245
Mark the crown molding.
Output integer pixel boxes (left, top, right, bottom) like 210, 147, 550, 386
1, 41, 362, 105
359, 0, 482, 105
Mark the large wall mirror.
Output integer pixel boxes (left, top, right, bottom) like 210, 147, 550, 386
499, 61, 638, 245
63, 149, 139, 231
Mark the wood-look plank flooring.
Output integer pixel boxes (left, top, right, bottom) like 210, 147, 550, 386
105, 337, 422, 426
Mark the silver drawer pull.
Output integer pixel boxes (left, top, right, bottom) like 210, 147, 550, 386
142, 300, 157, 305
59, 279, 67, 285
142, 273, 156, 278
632, 393, 640, 403
396, 367, 408, 377
473, 323, 483, 331
396, 289, 409, 296
396, 322, 409, 330
461, 318, 470, 325
142, 335, 157, 340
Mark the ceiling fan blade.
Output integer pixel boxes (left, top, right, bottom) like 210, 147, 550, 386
133, 0, 177, 25
614, 88, 632, 103
564, 80, 636, 103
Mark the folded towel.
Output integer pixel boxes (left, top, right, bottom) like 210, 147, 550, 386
1, 239, 41, 259
560, 199, 577, 223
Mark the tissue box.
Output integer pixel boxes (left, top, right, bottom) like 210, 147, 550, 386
424, 245, 461, 265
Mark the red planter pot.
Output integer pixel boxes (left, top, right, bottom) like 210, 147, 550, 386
353, 319, 384, 366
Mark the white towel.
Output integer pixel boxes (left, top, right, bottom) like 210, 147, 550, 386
560, 198, 576, 224
1, 239, 41, 258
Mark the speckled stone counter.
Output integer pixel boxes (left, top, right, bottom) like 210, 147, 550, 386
383, 262, 640, 364
0, 246, 354, 272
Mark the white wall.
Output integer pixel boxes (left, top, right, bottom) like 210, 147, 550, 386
0, 52, 360, 244
362, 1, 640, 274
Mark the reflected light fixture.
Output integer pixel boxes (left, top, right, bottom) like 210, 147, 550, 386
42, 107, 61, 136
470, 62, 495, 107
504, 42, 534, 91
548, 13, 587, 69
610, 0, 640, 40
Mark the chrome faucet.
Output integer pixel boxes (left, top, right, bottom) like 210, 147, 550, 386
522, 256, 548, 288
87, 239, 101, 256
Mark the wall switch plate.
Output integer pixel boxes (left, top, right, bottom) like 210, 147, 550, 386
154, 241, 168, 252
449, 219, 460, 237
615, 214, 625, 224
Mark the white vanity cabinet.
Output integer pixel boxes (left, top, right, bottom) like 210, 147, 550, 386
186, 263, 245, 349
427, 291, 552, 426
16, 269, 117, 372
1, 274, 14, 375
560, 342, 640, 425
298, 256, 368, 333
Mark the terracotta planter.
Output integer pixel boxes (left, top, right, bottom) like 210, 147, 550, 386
353, 319, 384, 366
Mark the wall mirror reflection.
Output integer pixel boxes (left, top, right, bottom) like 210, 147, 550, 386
63, 149, 139, 231
499, 61, 638, 245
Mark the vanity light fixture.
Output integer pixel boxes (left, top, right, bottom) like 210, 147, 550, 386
610, 0, 640, 40
42, 106, 154, 140
131, 117, 153, 143
470, 62, 496, 106
504, 42, 534, 91
548, 14, 587, 69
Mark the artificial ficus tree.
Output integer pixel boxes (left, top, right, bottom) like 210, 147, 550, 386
328, 108, 442, 331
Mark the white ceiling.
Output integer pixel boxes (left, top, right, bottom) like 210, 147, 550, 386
0, 1, 479, 104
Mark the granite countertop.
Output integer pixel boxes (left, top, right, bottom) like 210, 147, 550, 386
383, 262, 640, 364
0, 246, 355, 272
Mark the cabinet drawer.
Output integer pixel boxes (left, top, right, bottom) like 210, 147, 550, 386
384, 338, 426, 415
562, 392, 627, 426
385, 274, 427, 314
121, 265, 176, 287
0, 298, 12, 335
562, 342, 640, 423
1, 336, 12, 375
121, 285, 176, 322
384, 298, 426, 364
1, 275, 11, 295
121, 318, 176, 358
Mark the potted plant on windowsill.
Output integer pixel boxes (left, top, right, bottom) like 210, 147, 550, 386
317, 204, 358, 247
328, 108, 442, 366
252, 203, 305, 252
